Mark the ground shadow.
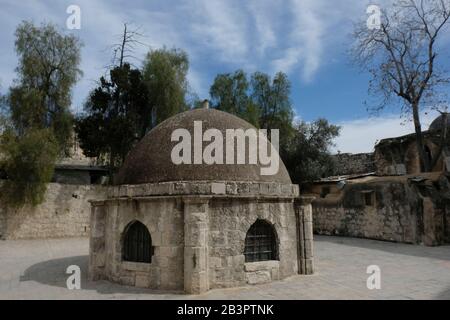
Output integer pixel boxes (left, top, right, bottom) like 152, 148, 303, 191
435, 287, 450, 299
20, 255, 184, 296
314, 235, 450, 261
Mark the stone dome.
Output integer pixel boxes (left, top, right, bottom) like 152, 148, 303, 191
429, 113, 450, 131
114, 108, 292, 185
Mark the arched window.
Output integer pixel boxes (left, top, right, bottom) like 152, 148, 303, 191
244, 220, 278, 262
123, 221, 153, 263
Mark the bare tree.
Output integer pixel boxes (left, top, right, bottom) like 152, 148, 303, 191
108, 23, 147, 69
352, 0, 450, 171
102, 23, 148, 170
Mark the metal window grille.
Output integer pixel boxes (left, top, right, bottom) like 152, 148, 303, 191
244, 220, 277, 262
123, 221, 152, 263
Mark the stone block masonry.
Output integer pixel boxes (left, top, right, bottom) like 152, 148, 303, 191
312, 174, 450, 246
0, 182, 106, 239
332, 153, 375, 176
89, 180, 315, 294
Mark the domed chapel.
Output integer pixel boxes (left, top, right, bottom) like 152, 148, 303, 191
88, 104, 314, 294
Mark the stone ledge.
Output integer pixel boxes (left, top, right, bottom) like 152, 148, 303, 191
244, 260, 280, 285
122, 261, 152, 272
107, 181, 299, 199
244, 260, 280, 272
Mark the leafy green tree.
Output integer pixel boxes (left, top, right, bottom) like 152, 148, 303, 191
0, 21, 82, 207
0, 128, 58, 207
0, 92, 8, 131
9, 21, 82, 154
251, 72, 295, 152
210, 70, 259, 127
208, 69, 340, 183
75, 63, 150, 169
284, 119, 340, 183
210, 70, 295, 148
142, 48, 189, 126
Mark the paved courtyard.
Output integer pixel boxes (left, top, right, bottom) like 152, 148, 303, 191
0, 235, 449, 300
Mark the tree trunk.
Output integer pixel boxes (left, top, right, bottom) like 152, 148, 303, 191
430, 113, 448, 169
412, 102, 430, 172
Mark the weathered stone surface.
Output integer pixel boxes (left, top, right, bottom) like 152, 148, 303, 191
85, 105, 313, 294
311, 175, 450, 246
208, 199, 299, 289
107, 181, 299, 198
332, 152, 375, 176
114, 108, 292, 185
88, 197, 185, 291
0, 183, 106, 240
211, 183, 226, 195
244, 261, 279, 272
88, 190, 311, 293
122, 261, 152, 272
246, 271, 271, 285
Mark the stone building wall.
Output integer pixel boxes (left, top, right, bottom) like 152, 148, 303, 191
332, 153, 375, 176
53, 169, 91, 185
311, 174, 450, 245
312, 181, 422, 244
89, 198, 185, 290
88, 180, 312, 293
0, 182, 106, 239
374, 134, 446, 176
208, 198, 298, 289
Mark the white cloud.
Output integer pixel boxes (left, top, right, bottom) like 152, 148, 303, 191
186, 0, 249, 63
246, 0, 279, 56
0, 0, 370, 95
332, 110, 441, 154
269, 0, 370, 81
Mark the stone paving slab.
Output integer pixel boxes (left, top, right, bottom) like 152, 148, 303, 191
0, 235, 449, 300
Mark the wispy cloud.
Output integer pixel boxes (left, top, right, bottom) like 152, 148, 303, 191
186, 0, 250, 63
2, 0, 441, 127
332, 110, 441, 154
278, 0, 324, 81
246, 0, 279, 56
0, 0, 372, 97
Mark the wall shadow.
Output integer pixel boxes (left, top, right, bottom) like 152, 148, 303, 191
20, 255, 184, 296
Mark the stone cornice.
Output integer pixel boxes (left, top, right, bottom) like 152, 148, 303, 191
105, 181, 300, 199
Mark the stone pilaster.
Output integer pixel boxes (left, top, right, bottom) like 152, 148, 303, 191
183, 197, 210, 294
295, 196, 315, 275
88, 203, 106, 281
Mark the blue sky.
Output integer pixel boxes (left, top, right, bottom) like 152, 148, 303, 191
0, 0, 449, 153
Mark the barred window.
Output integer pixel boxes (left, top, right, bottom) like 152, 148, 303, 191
244, 220, 278, 262
123, 221, 153, 263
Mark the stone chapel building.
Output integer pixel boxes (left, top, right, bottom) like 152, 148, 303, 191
88, 106, 314, 294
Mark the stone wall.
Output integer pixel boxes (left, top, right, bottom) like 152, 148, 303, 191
312, 181, 422, 243
0, 182, 106, 239
53, 169, 91, 185
88, 180, 313, 293
89, 196, 300, 292
312, 175, 450, 245
332, 153, 375, 176
208, 198, 298, 289
89, 198, 185, 291
374, 135, 446, 176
